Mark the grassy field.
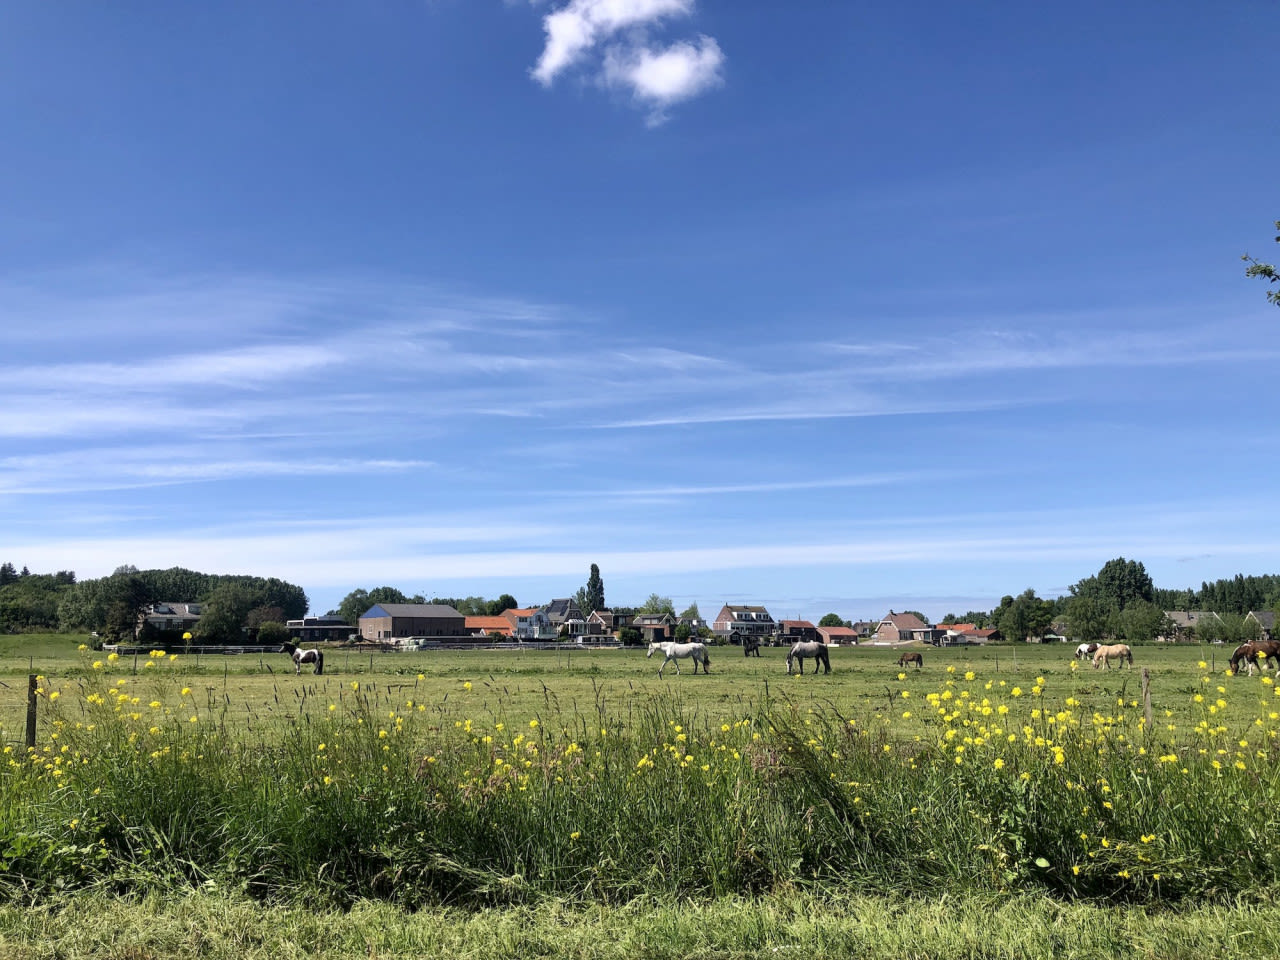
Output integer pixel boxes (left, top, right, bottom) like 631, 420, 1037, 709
3, 634, 1280, 957
0, 634, 1249, 741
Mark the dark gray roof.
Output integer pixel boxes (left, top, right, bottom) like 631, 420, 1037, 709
363, 603, 462, 619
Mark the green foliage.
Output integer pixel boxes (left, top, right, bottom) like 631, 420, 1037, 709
194, 581, 261, 644
255, 621, 291, 646
58, 568, 308, 634
818, 613, 849, 628
638, 594, 675, 616
1242, 219, 1280, 307
618, 626, 642, 646
101, 573, 154, 643
580, 564, 605, 615
1114, 601, 1170, 643
679, 602, 701, 621
487, 594, 519, 616
1070, 558, 1154, 613
674, 623, 692, 641
1064, 595, 1109, 643
993, 589, 1055, 642
0, 568, 77, 633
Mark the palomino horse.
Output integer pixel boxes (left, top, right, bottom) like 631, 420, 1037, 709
647, 640, 711, 677
280, 640, 324, 675
897, 651, 923, 669
742, 637, 762, 658
1229, 640, 1280, 676
1074, 642, 1099, 661
1092, 643, 1132, 670
786, 641, 831, 675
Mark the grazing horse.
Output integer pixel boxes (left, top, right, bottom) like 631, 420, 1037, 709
742, 637, 762, 658
1075, 642, 1099, 661
786, 641, 831, 675
280, 640, 324, 675
1229, 640, 1280, 676
897, 651, 924, 669
647, 640, 711, 677
1092, 643, 1132, 670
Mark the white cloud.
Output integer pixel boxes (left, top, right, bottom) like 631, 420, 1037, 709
602, 35, 724, 125
528, 0, 722, 122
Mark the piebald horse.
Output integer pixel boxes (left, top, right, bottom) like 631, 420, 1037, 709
280, 641, 324, 675
1229, 640, 1280, 676
1074, 642, 1099, 661
1092, 643, 1132, 670
786, 641, 831, 675
647, 640, 711, 677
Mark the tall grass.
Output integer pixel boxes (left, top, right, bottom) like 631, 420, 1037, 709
3, 654, 1280, 906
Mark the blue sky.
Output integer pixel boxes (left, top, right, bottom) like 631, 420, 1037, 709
2, 1, 1277, 623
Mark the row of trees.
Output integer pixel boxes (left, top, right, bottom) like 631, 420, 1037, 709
932, 559, 1280, 644
0, 564, 310, 643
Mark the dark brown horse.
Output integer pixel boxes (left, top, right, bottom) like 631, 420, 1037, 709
1229, 640, 1280, 676
743, 637, 762, 657
897, 651, 923, 669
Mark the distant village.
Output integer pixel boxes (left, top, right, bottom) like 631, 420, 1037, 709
135, 600, 1276, 650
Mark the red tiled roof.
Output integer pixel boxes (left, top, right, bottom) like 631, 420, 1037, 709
781, 620, 816, 629
466, 616, 514, 634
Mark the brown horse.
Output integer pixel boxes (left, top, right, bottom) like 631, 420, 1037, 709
1229, 640, 1280, 676
897, 651, 923, 669
1092, 643, 1132, 669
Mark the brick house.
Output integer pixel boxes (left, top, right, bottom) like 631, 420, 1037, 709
779, 620, 819, 644
874, 611, 929, 643
816, 625, 858, 645
712, 604, 776, 644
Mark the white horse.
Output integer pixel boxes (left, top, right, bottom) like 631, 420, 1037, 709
786, 641, 831, 674
1075, 642, 1098, 661
647, 641, 711, 677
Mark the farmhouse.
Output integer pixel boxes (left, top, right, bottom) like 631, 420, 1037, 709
1247, 610, 1276, 641
359, 603, 465, 641
137, 602, 202, 642
1158, 610, 1220, 643
875, 611, 926, 642
712, 604, 776, 644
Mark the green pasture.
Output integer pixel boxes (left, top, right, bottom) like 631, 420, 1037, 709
0, 634, 1255, 749
5, 631, 1280, 914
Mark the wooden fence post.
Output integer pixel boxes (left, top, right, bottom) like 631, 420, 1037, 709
25, 674, 37, 749
1141, 667, 1153, 731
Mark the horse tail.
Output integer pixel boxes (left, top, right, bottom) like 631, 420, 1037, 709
316, 651, 324, 675
703, 651, 711, 671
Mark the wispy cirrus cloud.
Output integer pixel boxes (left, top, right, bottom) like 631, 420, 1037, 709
528, 0, 724, 124
0, 446, 432, 495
